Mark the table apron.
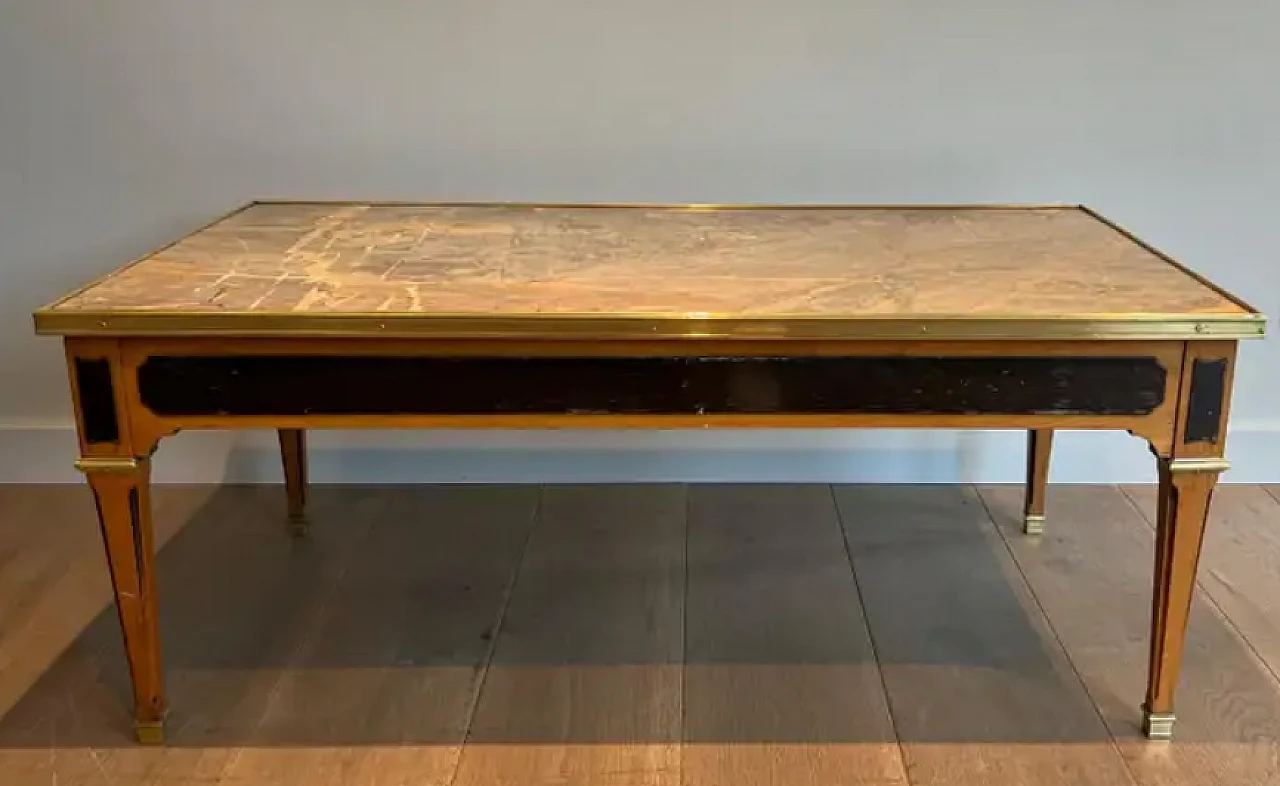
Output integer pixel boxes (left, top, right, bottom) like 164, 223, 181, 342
132, 353, 1167, 418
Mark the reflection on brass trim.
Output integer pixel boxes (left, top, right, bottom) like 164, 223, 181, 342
31, 311, 1268, 341
1167, 457, 1231, 474
1023, 514, 1046, 535
75, 457, 141, 474
1142, 708, 1176, 740
251, 199, 1083, 211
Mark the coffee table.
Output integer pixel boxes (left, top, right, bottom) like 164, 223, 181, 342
33, 202, 1264, 743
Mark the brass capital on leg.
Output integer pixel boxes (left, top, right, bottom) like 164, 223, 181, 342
75, 456, 142, 474
1167, 457, 1231, 475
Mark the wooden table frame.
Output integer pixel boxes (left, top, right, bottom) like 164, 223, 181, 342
61, 331, 1236, 744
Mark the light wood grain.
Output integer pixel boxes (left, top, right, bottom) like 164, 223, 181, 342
0, 487, 105, 668
980, 485, 1280, 786
835, 485, 1137, 786
45, 204, 1247, 319
452, 485, 685, 786
684, 484, 908, 786
0, 486, 204, 786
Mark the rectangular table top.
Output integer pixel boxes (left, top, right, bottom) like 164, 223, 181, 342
34, 202, 1263, 341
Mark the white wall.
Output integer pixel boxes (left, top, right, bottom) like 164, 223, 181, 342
2, 1, 1277, 484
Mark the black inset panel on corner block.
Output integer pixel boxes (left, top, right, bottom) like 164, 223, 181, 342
1184, 358, 1229, 443
74, 358, 120, 443
136, 355, 1167, 418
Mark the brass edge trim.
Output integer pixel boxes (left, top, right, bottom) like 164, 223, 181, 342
1167, 457, 1231, 474
33, 310, 1267, 340
1079, 205, 1263, 318
75, 457, 141, 473
33, 201, 259, 315
251, 199, 1081, 211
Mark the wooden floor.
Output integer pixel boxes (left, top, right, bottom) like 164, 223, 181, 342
3, 484, 1280, 785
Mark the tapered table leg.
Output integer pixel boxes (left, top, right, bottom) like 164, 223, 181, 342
278, 429, 308, 536
1143, 455, 1225, 739
1023, 429, 1053, 535
78, 456, 166, 744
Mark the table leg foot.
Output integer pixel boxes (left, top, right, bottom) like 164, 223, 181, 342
287, 513, 310, 537
1023, 513, 1046, 536
1142, 707, 1176, 739
134, 719, 166, 745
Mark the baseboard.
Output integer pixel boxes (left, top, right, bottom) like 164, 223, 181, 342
4, 422, 1279, 484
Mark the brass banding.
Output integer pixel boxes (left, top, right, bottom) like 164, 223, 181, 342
33, 311, 1267, 341
75, 457, 142, 474
1167, 457, 1232, 474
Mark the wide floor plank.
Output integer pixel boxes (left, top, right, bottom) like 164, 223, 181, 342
452, 485, 686, 786
219, 485, 539, 786
836, 485, 1136, 786
0, 470, 121, 786
684, 484, 907, 786
980, 484, 1280, 786
1264, 486, 1280, 507
0, 486, 99, 627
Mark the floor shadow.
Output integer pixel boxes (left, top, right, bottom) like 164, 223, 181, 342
0, 483, 1275, 747
837, 484, 1110, 743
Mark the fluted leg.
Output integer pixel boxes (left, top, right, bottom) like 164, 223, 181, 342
80, 456, 166, 744
1142, 456, 1223, 739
